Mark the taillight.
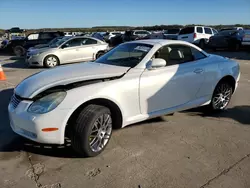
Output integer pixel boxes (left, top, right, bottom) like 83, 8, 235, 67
194, 33, 197, 38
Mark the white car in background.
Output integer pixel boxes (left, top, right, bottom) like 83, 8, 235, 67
133, 30, 151, 38
178, 26, 218, 48
26, 36, 109, 68
9, 40, 240, 157
107, 31, 123, 40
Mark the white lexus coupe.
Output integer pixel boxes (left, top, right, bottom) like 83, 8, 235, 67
9, 40, 240, 157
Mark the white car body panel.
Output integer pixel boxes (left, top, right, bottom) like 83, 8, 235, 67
9, 40, 240, 145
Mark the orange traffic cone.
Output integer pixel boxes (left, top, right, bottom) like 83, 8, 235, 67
0, 64, 6, 81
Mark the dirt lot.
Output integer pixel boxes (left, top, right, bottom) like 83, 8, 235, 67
0, 50, 250, 188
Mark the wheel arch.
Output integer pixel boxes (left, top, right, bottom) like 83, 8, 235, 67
94, 50, 106, 59
65, 98, 123, 137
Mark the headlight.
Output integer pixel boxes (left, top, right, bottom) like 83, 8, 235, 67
28, 91, 66, 114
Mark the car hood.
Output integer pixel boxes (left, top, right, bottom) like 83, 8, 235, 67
15, 62, 130, 98
29, 47, 55, 55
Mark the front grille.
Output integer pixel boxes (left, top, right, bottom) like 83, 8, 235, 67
10, 94, 22, 109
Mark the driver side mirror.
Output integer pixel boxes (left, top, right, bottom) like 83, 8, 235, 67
147, 58, 166, 69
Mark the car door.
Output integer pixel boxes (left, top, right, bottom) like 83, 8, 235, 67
58, 38, 84, 63
139, 44, 206, 114
78, 38, 99, 61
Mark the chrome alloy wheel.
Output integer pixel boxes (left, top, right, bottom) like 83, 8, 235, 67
89, 114, 112, 152
46, 56, 58, 67
212, 83, 232, 110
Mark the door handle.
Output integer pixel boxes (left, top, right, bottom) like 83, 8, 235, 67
194, 68, 204, 74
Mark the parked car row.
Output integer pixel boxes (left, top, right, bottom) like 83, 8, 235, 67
1, 26, 249, 60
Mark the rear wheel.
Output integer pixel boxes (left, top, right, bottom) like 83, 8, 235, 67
71, 105, 112, 157
95, 51, 105, 59
209, 81, 233, 111
13, 46, 25, 57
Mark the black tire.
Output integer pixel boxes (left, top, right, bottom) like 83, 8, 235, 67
208, 81, 233, 111
43, 55, 59, 68
199, 40, 205, 49
95, 51, 105, 59
13, 46, 25, 57
71, 105, 112, 157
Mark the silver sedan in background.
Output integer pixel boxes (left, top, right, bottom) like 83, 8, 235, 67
26, 36, 109, 68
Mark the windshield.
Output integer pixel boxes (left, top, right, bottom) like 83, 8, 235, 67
48, 36, 64, 45
95, 43, 153, 68
49, 36, 72, 48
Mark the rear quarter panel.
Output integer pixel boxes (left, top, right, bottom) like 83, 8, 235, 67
196, 55, 239, 98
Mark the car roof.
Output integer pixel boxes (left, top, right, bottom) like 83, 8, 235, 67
69, 36, 106, 43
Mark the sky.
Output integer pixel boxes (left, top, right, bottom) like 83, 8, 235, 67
0, 0, 250, 29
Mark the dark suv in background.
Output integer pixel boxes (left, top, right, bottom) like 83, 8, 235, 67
4, 31, 64, 56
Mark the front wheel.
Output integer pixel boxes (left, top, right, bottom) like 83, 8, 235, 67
71, 105, 112, 157
44, 55, 59, 68
209, 81, 233, 111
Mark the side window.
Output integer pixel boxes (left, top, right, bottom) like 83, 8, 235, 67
153, 46, 171, 63
191, 47, 206, 60
27, 34, 39, 40
154, 45, 194, 66
204, 28, 213, 34
179, 27, 194, 35
142, 31, 150, 35
212, 29, 218, 34
39, 33, 52, 40
83, 38, 98, 45
196, 27, 203, 33
64, 38, 82, 47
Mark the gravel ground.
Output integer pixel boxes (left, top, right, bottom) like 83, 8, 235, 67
0, 50, 250, 188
